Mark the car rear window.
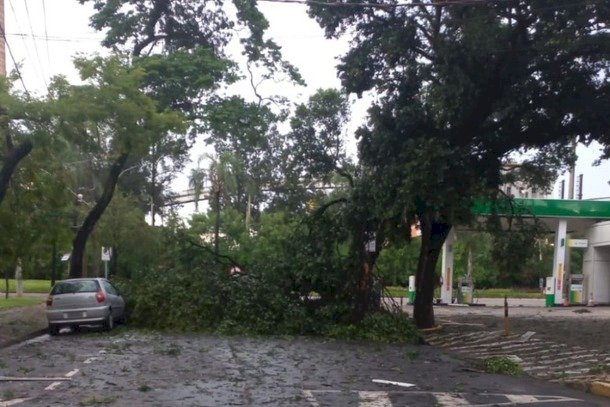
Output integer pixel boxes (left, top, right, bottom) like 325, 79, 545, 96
51, 280, 99, 295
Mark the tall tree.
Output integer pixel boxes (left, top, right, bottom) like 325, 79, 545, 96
275, 89, 351, 213
208, 153, 238, 255
78, 0, 303, 223
309, 0, 610, 327
50, 55, 186, 278
0, 79, 35, 206
204, 97, 281, 218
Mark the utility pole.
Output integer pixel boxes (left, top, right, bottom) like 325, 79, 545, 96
567, 138, 577, 199
0, 0, 5, 76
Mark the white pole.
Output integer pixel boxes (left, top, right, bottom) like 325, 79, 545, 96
440, 228, 455, 304
553, 219, 568, 305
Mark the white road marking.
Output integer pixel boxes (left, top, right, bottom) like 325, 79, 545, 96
433, 392, 472, 406
0, 376, 69, 382
450, 337, 520, 351
436, 319, 485, 327
0, 399, 31, 406
8, 335, 50, 350
372, 379, 416, 388
358, 391, 392, 407
45, 381, 63, 391
42, 368, 81, 392
303, 390, 582, 406
302, 390, 320, 407
505, 394, 539, 403
65, 369, 79, 378
83, 357, 99, 364
521, 353, 597, 367
519, 331, 536, 342
474, 343, 551, 358
525, 360, 597, 372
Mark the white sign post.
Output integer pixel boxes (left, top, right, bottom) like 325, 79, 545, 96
101, 247, 112, 279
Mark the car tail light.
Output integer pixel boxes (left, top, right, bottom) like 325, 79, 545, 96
95, 290, 106, 303
46, 296, 53, 306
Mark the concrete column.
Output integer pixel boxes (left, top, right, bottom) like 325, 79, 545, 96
553, 219, 568, 305
440, 228, 456, 304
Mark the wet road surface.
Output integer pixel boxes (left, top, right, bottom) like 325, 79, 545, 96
0, 328, 607, 406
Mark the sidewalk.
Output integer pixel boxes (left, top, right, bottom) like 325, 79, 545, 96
0, 302, 48, 348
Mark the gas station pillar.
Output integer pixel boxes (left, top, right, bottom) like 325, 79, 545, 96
553, 219, 568, 305
440, 228, 456, 304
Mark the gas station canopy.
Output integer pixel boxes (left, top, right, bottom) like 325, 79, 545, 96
472, 198, 610, 233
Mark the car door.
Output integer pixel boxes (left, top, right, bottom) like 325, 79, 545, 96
103, 280, 125, 319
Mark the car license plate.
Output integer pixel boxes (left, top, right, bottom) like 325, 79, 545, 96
63, 312, 87, 319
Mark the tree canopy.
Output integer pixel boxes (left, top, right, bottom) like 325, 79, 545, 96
308, 0, 610, 327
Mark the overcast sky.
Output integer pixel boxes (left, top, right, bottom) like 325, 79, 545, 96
5, 0, 610, 203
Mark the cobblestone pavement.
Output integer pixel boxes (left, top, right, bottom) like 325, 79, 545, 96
406, 301, 610, 390
1, 329, 608, 406
424, 329, 610, 383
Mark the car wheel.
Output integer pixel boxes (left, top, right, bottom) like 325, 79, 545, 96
116, 312, 126, 325
49, 324, 60, 336
103, 312, 114, 332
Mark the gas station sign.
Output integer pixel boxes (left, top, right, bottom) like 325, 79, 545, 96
568, 239, 588, 248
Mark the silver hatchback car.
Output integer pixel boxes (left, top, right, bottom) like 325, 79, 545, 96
46, 278, 125, 335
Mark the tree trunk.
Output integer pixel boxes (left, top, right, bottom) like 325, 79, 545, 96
70, 153, 129, 278
51, 241, 58, 287
413, 213, 451, 329
245, 193, 251, 231
214, 190, 220, 256
467, 246, 473, 279
150, 155, 157, 226
0, 140, 33, 206
352, 229, 382, 322
110, 246, 119, 277
15, 259, 23, 297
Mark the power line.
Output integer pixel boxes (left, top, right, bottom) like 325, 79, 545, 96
6, 32, 103, 42
0, 21, 29, 96
23, 0, 49, 91
41, 0, 51, 71
259, 0, 602, 11
258, 0, 513, 8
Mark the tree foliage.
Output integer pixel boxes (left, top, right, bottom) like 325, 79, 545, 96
48, 55, 186, 277
308, 0, 610, 328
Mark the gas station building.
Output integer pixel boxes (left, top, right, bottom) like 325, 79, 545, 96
439, 199, 610, 306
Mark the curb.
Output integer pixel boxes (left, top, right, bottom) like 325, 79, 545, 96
590, 381, 610, 398
0, 328, 48, 350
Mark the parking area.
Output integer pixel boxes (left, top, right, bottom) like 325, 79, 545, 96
1, 329, 608, 406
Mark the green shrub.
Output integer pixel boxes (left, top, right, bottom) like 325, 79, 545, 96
483, 357, 523, 376
323, 312, 420, 343
121, 211, 421, 343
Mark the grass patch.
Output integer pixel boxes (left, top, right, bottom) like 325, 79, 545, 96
384, 286, 544, 299
475, 288, 543, 299
154, 343, 182, 357
384, 286, 407, 298
588, 363, 610, 375
79, 396, 117, 406
0, 296, 44, 310
2, 390, 15, 401
322, 312, 420, 344
0, 279, 51, 294
483, 357, 523, 376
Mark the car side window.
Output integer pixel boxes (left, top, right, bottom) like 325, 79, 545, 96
103, 281, 117, 296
